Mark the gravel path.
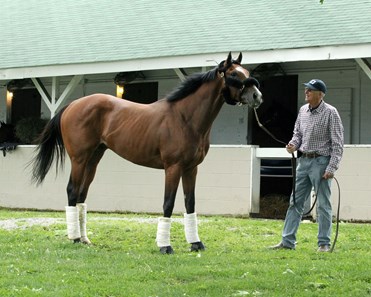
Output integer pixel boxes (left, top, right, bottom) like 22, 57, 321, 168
0, 216, 204, 230
0, 218, 63, 230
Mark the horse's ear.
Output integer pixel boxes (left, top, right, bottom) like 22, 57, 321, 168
236, 52, 242, 64
225, 52, 232, 68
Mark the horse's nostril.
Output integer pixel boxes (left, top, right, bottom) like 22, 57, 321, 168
253, 93, 258, 99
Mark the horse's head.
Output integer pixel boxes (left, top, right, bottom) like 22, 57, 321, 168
218, 52, 263, 108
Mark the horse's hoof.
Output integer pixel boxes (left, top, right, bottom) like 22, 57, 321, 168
81, 237, 92, 245
72, 237, 91, 245
190, 241, 205, 252
159, 246, 174, 254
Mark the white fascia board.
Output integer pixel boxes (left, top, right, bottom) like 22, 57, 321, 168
240, 43, 371, 65
1, 43, 370, 80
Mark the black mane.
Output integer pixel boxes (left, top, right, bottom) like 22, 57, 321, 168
166, 67, 219, 102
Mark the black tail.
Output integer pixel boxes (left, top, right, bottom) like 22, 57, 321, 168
31, 106, 68, 185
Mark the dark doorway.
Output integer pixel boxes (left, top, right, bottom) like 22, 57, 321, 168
249, 75, 298, 147
122, 82, 158, 104
248, 75, 298, 219
11, 88, 41, 125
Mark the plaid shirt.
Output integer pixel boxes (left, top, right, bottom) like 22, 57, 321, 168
289, 100, 344, 174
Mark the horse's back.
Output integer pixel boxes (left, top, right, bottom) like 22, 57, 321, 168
60, 94, 166, 166
65, 93, 160, 116
66, 93, 121, 112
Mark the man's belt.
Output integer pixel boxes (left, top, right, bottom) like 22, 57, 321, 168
301, 152, 321, 158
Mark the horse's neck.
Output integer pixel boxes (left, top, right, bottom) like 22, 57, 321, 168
176, 79, 225, 134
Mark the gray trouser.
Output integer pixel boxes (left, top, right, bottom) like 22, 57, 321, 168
282, 155, 332, 248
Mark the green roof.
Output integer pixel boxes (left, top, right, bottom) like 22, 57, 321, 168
1, 0, 370, 72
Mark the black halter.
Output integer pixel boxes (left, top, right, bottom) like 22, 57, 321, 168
225, 76, 260, 90
221, 72, 260, 105
218, 60, 260, 105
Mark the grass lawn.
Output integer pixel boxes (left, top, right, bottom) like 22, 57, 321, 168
0, 209, 370, 297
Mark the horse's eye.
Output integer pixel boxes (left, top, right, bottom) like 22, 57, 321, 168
231, 72, 237, 77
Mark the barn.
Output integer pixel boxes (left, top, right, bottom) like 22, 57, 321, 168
0, 0, 370, 220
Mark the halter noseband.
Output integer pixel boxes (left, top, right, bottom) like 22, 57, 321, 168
225, 76, 260, 92
218, 61, 260, 105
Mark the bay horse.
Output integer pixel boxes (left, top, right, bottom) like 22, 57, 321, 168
31, 52, 262, 254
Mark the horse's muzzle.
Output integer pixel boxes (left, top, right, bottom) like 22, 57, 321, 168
240, 85, 263, 108
224, 76, 262, 108
241, 77, 262, 108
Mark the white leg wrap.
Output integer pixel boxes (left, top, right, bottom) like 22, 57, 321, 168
156, 217, 171, 247
65, 206, 81, 240
184, 212, 200, 244
77, 203, 91, 244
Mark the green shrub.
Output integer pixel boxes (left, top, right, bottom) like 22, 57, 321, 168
15, 117, 47, 144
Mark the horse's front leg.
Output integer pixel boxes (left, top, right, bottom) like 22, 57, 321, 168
182, 166, 205, 252
156, 165, 181, 254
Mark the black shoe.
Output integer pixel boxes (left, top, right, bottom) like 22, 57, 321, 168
269, 242, 295, 250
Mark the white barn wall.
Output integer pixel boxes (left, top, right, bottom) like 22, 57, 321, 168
0, 146, 252, 215
0, 145, 370, 221
210, 104, 249, 145
331, 145, 371, 221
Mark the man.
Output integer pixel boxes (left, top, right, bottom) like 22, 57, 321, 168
270, 79, 344, 252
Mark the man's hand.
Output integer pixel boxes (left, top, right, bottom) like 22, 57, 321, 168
323, 172, 334, 180
286, 144, 296, 154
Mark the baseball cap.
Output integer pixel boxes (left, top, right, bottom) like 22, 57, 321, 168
303, 79, 327, 94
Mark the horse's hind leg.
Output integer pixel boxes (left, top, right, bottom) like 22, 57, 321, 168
77, 145, 107, 244
65, 162, 85, 243
65, 145, 106, 244
182, 166, 205, 252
